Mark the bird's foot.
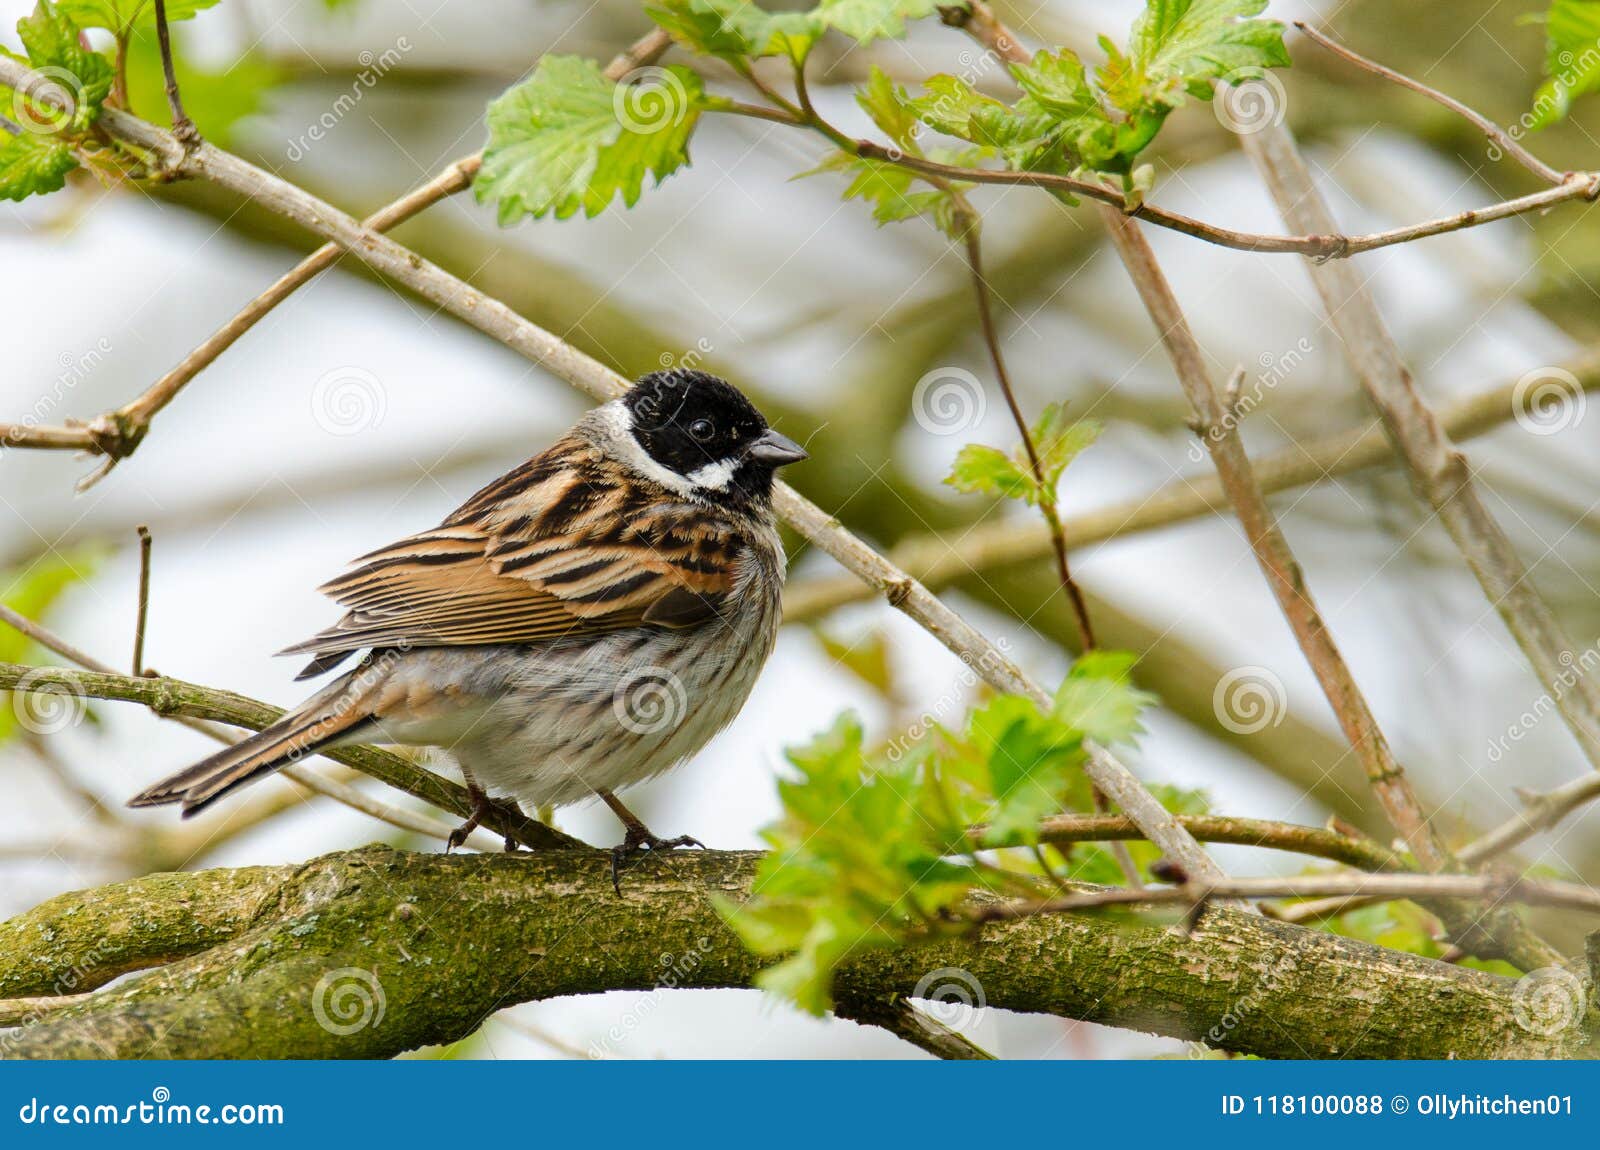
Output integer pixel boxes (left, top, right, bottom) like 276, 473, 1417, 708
446, 784, 509, 852
609, 825, 704, 895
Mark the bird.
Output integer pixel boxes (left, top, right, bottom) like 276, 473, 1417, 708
128, 369, 808, 882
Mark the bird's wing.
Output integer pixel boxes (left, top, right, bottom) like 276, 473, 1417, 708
279, 435, 747, 664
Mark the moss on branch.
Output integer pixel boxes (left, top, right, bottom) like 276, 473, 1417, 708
1, 846, 1591, 1060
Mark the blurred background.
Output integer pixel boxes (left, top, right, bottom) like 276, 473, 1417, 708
4, 0, 1600, 1057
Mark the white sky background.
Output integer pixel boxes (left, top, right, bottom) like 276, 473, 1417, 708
2, 0, 1599, 1059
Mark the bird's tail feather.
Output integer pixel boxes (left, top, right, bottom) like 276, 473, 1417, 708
128, 686, 372, 817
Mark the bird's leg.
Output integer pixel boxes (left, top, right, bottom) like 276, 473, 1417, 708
447, 782, 493, 852
596, 788, 703, 894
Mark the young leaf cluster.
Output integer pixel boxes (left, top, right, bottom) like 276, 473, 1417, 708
724, 652, 1155, 1014
0, 1, 114, 201
945, 402, 1101, 508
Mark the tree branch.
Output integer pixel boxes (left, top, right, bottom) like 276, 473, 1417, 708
0, 52, 1221, 886
782, 353, 1600, 621
1236, 93, 1600, 782
1, 846, 1588, 1059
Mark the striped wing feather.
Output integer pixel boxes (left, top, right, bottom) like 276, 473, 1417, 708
279, 435, 744, 660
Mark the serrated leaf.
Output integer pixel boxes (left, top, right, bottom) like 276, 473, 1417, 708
856, 64, 920, 150
57, 0, 220, 36
1100, 0, 1289, 115
969, 695, 1088, 845
815, 0, 938, 44
1010, 49, 1119, 167
945, 442, 1037, 502
476, 56, 704, 222
1029, 403, 1101, 493
1530, 0, 1600, 127
1052, 650, 1156, 746
0, 128, 77, 200
646, 0, 818, 61
14, 1, 115, 132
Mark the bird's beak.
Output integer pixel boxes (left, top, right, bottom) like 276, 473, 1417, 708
747, 429, 809, 467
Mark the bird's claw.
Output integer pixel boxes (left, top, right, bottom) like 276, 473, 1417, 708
610, 829, 704, 894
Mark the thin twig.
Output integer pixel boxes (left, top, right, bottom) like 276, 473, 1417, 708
1237, 99, 1600, 777
963, 226, 1097, 651
132, 524, 151, 676
971, 871, 1600, 922
1020, 812, 1401, 872
0, 609, 562, 851
784, 354, 1600, 621
152, 0, 198, 146
0, 54, 1221, 884
1293, 21, 1565, 186
1458, 774, 1600, 867
5, 28, 675, 490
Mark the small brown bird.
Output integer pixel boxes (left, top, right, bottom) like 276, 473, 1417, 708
129, 370, 807, 876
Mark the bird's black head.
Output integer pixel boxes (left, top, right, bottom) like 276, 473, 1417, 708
618, 369, 807, 505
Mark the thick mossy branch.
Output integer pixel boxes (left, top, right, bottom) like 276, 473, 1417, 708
0, 846, 1591, 1059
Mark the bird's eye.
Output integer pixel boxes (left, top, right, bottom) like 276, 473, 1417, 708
688, 418, 714, 440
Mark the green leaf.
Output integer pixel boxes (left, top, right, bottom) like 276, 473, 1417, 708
1099, 0, 1289, 115
1030, 403, 1101, 494
14, 1, 115, 131
1009, 49, 1119, 167
968, 695, 1088, 845
0, 128, 78, 200
646, 0, 819, 62
0, 549, 100, 743
1052, 650, 1156, 746
856, 64, 921, 150
1529, 0, 1600, 127
476, 56, 705, 222
945, 442, 1037, 502
815, 0, 939, 44
56, 0, 220, 36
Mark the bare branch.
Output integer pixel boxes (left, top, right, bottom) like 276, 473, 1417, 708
1293, 21, 1565, 186
152, 0, 198, 146
131, 525, 151, 676
1237, 100, 1600, 780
